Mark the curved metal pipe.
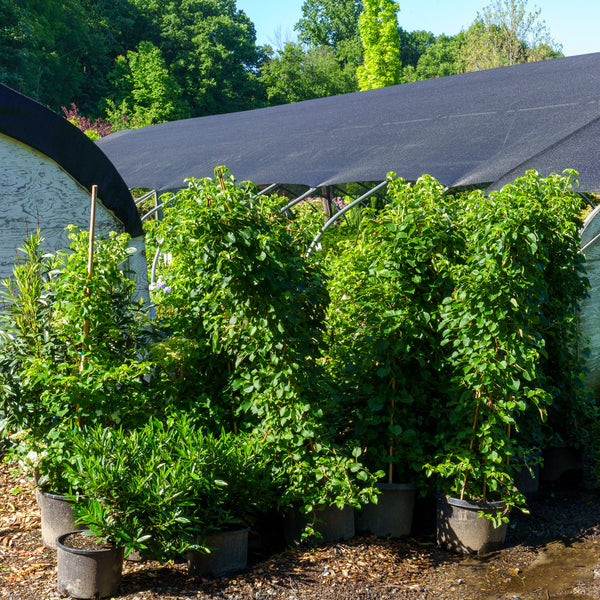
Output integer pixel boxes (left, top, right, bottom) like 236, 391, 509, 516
307, 179, 389, 255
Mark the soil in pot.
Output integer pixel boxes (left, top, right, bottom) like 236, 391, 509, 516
436, 495, 507, 555
355, 483, 416, 538
39, 490, 85, 549
56, 531, 124, 599
188, 527, 250, 578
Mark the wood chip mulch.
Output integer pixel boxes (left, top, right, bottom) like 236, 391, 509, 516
3, 456, 600, 600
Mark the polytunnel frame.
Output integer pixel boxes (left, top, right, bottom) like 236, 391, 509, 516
139, 179, 393, 286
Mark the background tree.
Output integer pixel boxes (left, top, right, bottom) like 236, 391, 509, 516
107, 41, 188, 126
0, 0, 90, 110
357, 0, 402, 90
261, 42, 357, 105
402, 33, 463, 82
460, 0, 562, 70
127, 0, 266, 116
398, 28, 435, 72
0, 0, 31, 93
295, 0, 363, 66
75, 0, 143, 114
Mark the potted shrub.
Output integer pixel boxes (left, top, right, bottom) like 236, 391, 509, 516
0, 230, 155, 546
62, 413, 274, 577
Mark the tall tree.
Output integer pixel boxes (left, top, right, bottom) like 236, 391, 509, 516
460, 0, 562, 71
0, 0, 33, 92
74, 0, 144, 114
108, 41, 188, 126
356, 0, 402, 90
398, 28, 436, 71
0, 0, 91, 110
401, 33, 463, 82
128, 0, 266, 116
295, 0, 363, 64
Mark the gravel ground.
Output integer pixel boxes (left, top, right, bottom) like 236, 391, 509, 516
2, 460, 600, 600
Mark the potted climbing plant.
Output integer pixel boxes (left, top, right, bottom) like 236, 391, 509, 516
323, 175, 461, 537
146, 169, 380, 544
425, 170, 590, 554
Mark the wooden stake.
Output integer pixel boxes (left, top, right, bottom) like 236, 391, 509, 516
80, 185, 97, 372
216, 167, 226, 192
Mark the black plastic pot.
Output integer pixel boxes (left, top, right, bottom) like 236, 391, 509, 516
39, 491, 85, 549
355, 483, 416, 538
56, 531, 124, 599
283, 504, 355, 545
436, 494, 507, 555
187, 527, 250, 577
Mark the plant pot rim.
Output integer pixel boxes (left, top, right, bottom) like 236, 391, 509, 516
436, 493, 506, 511
203, 526, 250, 539
39, 490, 72, 501
56, 531, 119, 555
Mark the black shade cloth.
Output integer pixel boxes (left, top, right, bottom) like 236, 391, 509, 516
96, 52, 600, 194
0, 84, 143, 237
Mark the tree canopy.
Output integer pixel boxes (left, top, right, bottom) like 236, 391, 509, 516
0, 0, 564, 128
357, 0, 402, 90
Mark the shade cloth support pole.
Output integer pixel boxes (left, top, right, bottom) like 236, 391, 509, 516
580, 230, 600, 253
253, 183, 280, 198
142, 194, 176, 221
579, 192, 595, 209
307, 179, 389, 255
280, 187, 319, 215
134, 190, 156, 205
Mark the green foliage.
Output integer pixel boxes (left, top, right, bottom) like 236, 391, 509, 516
0, 229, 153, 491
147, 169, 379, 520
127, 0, 267, 116
147, 171, 327, 429
261, 42, 358, 105
401, 33, 463, 82
322, 170, 591, 519
63, 415, 273, 560
459, 0, 562, 71
295, 0, 364, 67
0, 0, 89, 109
296, 0, 363, 51
426, 171, 590, 513
324, 176, 460, 483
398, 28, 435, 70
357, 0, 402, 90
107, 40, 189, 125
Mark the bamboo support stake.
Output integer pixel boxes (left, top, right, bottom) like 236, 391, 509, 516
79, 185, 98, 372
216, 167, 226, 192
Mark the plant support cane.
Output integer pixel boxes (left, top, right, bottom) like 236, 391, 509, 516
77, 185, 97, 424
80, 185, 97, 371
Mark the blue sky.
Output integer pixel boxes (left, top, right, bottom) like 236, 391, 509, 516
236, 0, 600, 58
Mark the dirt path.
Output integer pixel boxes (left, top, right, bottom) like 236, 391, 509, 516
2, 460, 600, 600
